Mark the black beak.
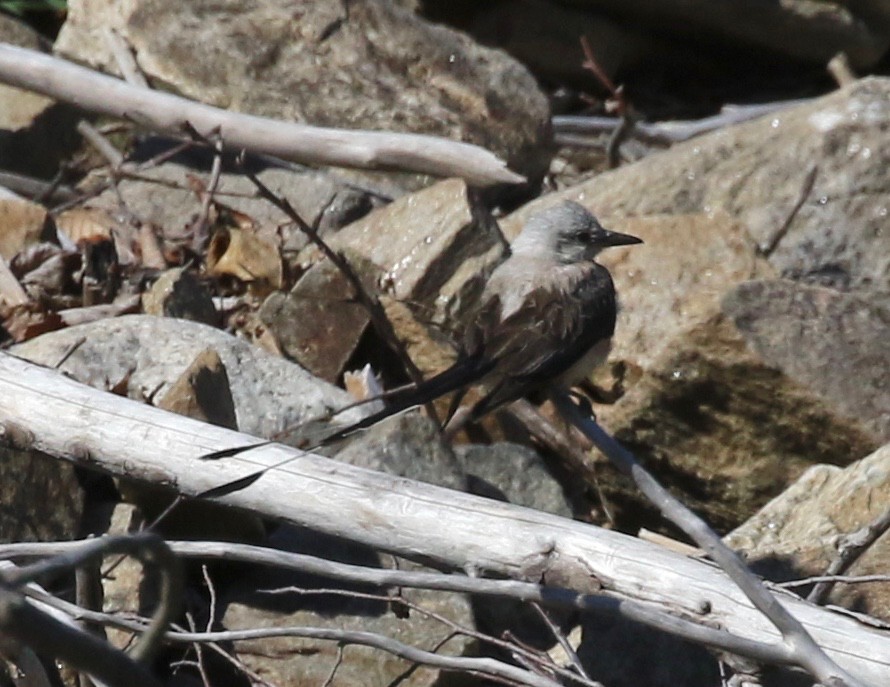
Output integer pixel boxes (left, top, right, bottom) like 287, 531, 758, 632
601, 229, 643, 247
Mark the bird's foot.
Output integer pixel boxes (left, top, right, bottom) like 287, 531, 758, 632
567, 389, 597, 422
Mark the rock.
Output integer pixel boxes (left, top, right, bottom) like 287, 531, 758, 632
0, 15, 81, 179
454, 442, 572, 518
596, 309, 878, 533
564, 0, 890, 69
596, 213, 774, 370
259, 260, 370, 383
333, 413, 465, 492
55, 0, 553, 187
10, 314, 364, 442
157, 346, 238, 430
278, 178, 504, 381
503, 78, 890, 294
727, 443, 890, 621
325, 178, 504, 327
724, 280, 890, 442
141, 267, 219, 326
0, 448, 84, 543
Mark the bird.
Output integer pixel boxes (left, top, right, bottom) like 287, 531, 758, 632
321, 200, 643, 442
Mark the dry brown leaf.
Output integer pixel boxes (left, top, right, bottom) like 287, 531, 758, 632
10, 242, 64, 276
3, 302, 65, 342
55, 207, 114, 244
0, 197, 53, 259
206, 226, 282, 296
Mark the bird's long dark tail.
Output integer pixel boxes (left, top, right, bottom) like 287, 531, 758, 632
320, 355, 491, 444
197, 356, 491, 501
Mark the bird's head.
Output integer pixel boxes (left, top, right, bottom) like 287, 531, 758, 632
511, 201, 642, 264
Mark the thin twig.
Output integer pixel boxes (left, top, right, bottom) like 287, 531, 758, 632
579, 35, 635, 168
77, 120, 125, 169
189, 129, 224, 252
530, 602, 593, 683
103, 28, 150, 89
759, 165, 817, 257
0, 170, 79, 204
783, 574, 890, 589
552, 99, 808, 147
808, 505, 890, 604
4, 533, 182, 664
321, 643, 345, 687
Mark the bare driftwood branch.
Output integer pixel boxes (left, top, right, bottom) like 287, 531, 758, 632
552, 393, 869, 687
552, 99, 808, 147
0, 533, 180, 687
0, 171, 79, 204
0, 538, 803, 669
4, 533, 181, 664
0, 43, 524, 187
0, 353, 887, 684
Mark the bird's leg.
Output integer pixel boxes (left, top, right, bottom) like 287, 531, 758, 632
442, 405, 472, 441
565, 387, 597, 422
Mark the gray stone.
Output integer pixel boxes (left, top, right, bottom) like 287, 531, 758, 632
142, 267, 219, 326
333, 413, 465, 492
455, 442, 572, 518
10, 314, 364, 442
724, 279, 890, 442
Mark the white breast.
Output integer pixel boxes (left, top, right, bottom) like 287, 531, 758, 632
555, 337, 612, 386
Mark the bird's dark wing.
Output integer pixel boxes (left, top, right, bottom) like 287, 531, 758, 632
322, 265, 616, 441
466, 264, 616, 419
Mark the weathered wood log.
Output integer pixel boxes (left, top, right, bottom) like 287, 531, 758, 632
0, 352, 887, 683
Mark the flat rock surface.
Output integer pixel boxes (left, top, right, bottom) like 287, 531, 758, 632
725, 279, 890, 441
